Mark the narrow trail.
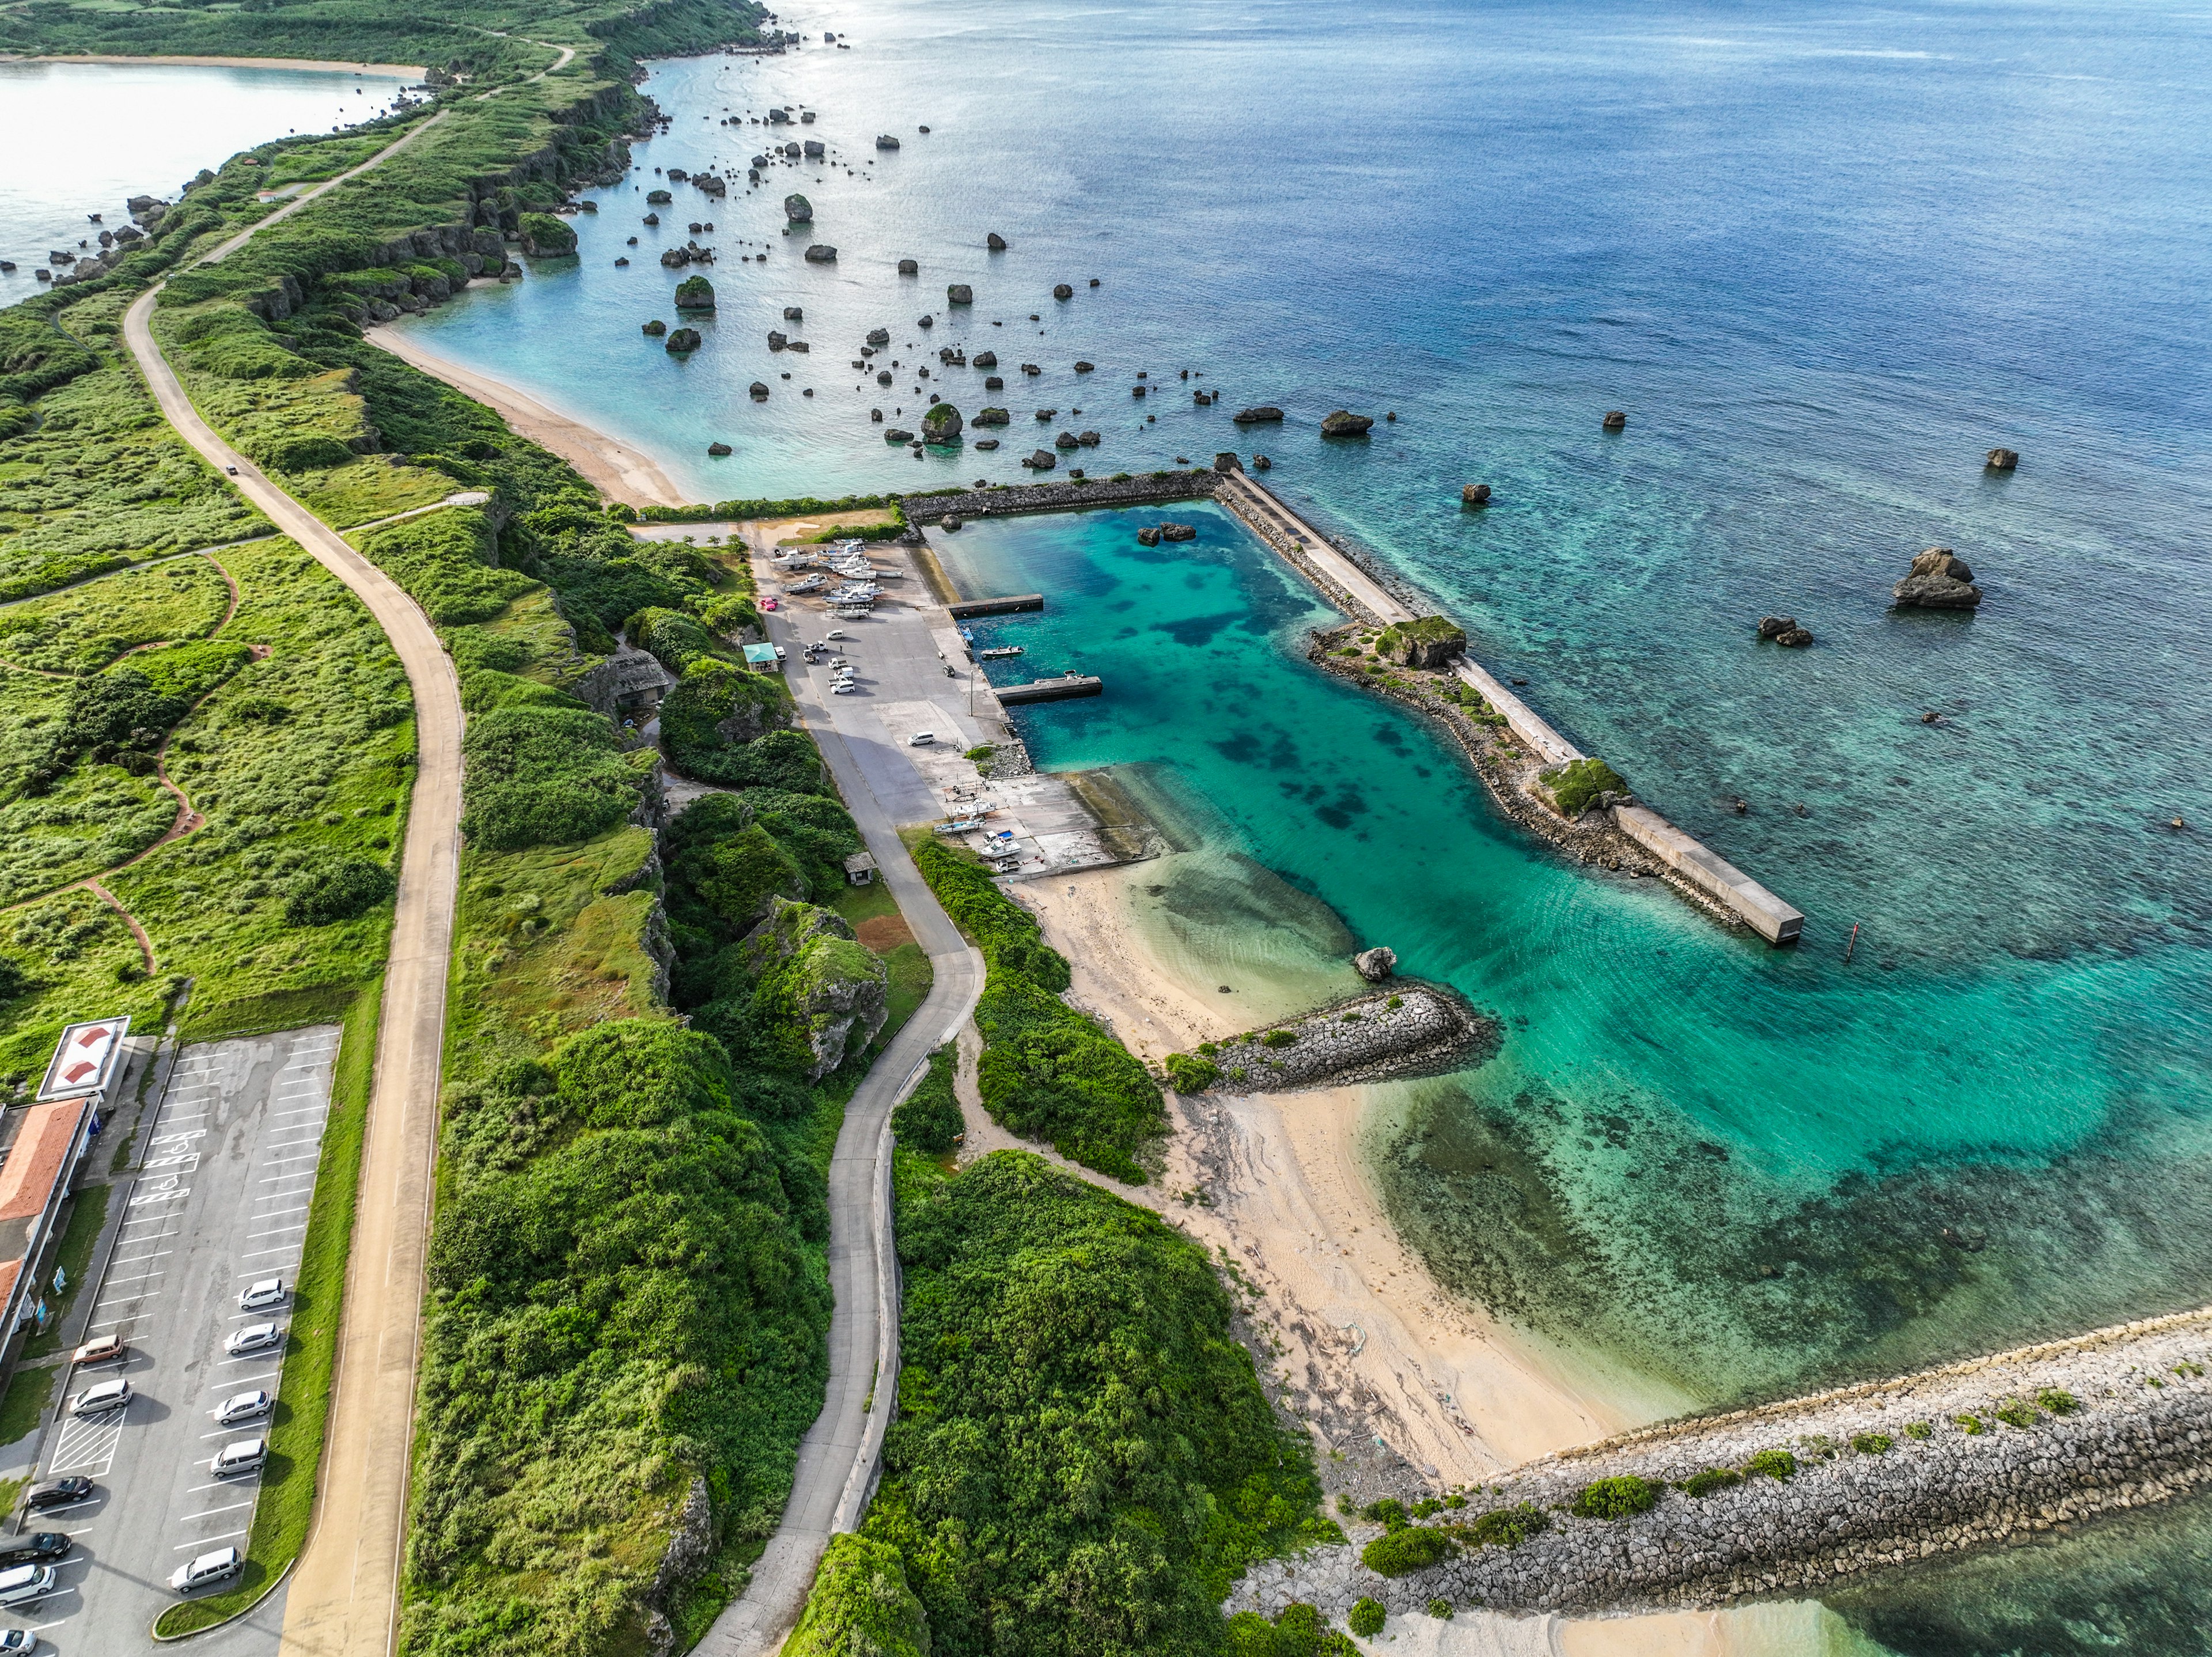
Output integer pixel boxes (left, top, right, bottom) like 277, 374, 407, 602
119, 113, 465, 1657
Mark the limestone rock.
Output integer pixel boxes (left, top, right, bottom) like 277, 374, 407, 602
674, 275, 715, 310
1756, 615, 1797, 640
922, 403, 964, 441
987, 232, 1007, 249
1074, 360, 1095, 372
1986, 447, 2020, 470
785, 192, 813, 221
1214, 452, 1244, 473
898, 257, 919, 274
665, 328, 702, 353
972, 350, 998, 369
1160, 522, 1196, 542
876, 134, 902, 149
737, 900, 888, 1079
1354, 946, 1397, 983
642, 319, 668, 336
1253, 455, 1271, 471
867, 327, 891, 345
1054, 430, 1079, 449
1234, 405, 1285, 424
984, 376, 1004, 390
1320, 409, 1374, 437
647, 188, 673, 204
1024, 449, 1057, 469
1077, 431, 1100, 446
707, 441, 732, 456
940, 515, 963, 531
1602, 409, 1628, 430
974, 438, 1000, 451
1376, 615, 1468, 669
767, 329, 787, 350
783, 306, 803, 321
1776, 627, 1813, 647
1892, 547, 1983, 609
1462, 483, 1492, 506
972, 407, 1011, 426
884, 428, 914, 442
1137, 526, 1161, 547
749, 381, 770, 398
1052, 282, 1073, 299
948, 283, 972, 305
804, 244, 837, 263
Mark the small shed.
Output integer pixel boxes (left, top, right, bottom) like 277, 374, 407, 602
843, 852, 878, 886
743, 643, 781, 672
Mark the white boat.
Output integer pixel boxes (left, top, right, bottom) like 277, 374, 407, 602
785, 574, 828, 593
978, 646, 1024, 659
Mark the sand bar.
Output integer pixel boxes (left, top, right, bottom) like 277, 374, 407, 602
369, 324, 684, 507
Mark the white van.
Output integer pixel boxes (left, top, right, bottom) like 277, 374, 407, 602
211, 1438, 268, 1478
169, 1546, 243, 1594
70, 1378, 130, 1417
908, 731, 935, 746
0, 1567, 55, 1610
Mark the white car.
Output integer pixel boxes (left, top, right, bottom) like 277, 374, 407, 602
238, 1277, 286, 1313
825, 628, 847, 640
908, 731, 935, 746
773, 644, 787, 660
69, 1378, 130, 1417
0, 1568, 55, 1610
211, 1438, 267, 1478
0, 1627, 35, 1652
170, 1547, 243, 1594
225, 1322, 285, 1356
217, 1389, 272, 1426
830, 682, 857, 695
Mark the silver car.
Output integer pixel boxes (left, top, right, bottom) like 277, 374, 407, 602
238, 1277, 286, 1313
69, 1378, 130, 1417
169, 1547, 242, 1594
225, 1322, 284, 1356
217, 1389, 271, 1426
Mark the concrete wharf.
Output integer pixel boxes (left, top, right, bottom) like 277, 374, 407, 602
947, 593, 1044, 619
995, 673, 1103, 706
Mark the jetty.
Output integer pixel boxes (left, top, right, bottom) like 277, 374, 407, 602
947, 593, 1043, 619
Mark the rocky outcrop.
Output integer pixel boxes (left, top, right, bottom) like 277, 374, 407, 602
1023, 449, 1057, 469
642, 319, 667, 336
1602, 409, 1628, 430
1353, 946, 1397, 982
972, 407, 1010, 427
1376, 615, 1467, 669
922, 403, 963, 441
946, 283, 972, 305
674, 275, 715, 310
1159, 522, 1196, 541
1214, 451, 1244, 473
784, 192, 813, 222
1052, 282, 1074, 299
1756, 615, 1813, 647
876, 134, 902, 149
987, 231, 1007, 249
971, 350, 998, 369
804, 244, 837, 263
1985, 447, 2020, 471
643, 1477, 716, 1656
1233, 405, 1285, 424
707, 441, 732, 456
749, 382, 770, 399
1174, 984, 1491, 1094
1320, 409, 1374, 437
665, 328, 702, 354
898, 257, 919, 274
1461, 483, 1491, 506
737, 899, 889, 1079
1892, 547, 1983, 609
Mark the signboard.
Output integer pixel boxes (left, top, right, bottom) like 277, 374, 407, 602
37, 1016, 130, 1102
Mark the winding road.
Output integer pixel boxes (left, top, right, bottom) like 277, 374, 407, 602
120, 120, 463, 1657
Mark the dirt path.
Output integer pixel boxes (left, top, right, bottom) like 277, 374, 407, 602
120, 116, 464, 1657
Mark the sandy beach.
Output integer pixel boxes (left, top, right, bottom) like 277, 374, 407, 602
990, 855, 1695, 1491
368, 324, 684, 508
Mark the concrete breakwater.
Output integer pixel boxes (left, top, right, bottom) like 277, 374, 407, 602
1182, 984, 1494, 1093
1226, 1305, 2212, 1621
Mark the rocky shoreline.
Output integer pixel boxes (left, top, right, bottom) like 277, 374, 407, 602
1228, 1305, 2212, 1621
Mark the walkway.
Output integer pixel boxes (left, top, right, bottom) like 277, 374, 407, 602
119, 114, 464, 1657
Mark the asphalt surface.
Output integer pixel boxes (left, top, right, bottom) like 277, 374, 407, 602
697, 538, 987, 1657
122, 139, 463, 1651
17, 1027, 340, 1656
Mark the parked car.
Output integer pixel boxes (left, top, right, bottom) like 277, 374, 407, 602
0, 1626, 35, 1651
69, 1378, 130, 1417
908, 731, 935, 746
0, 1536, 69, 1570
211, 1438, 267, 1479
217, 1389, 272, 1426
169, 1547, 242, 1594
237, 1278, 286, 1313
24, 1477, 92, 1511
0, 1567, 56, 1610
70, 1333, 126, 1366
225, 1322, 284, 1356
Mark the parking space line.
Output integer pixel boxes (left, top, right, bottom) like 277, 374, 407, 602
246, 1224, 309, 1240
173, 1529, 249, 1549
248, 1205, 310, 1220
108, 1250, 174, 1266
257, 1151, 322, 1166
97, 1269, 167, 1287
209, 1372, 279, 1390
242, 1247, 302, 1259
177, 1500, 257, 1519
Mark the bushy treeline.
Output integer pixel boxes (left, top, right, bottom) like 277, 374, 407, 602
847, 1152, 1338, 1657
914, 841, 1166, 1183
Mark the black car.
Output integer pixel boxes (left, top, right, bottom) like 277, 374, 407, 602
0, 1534, 70, 1568
24, 1478, 92, 1511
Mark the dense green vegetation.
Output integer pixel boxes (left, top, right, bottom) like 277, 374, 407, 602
1225, 1603, 1358, 1657
914, 840, 1166, 1183
892, 1044, 963, 1154
1570, 1474, 1662, 1520
1540, 756, 1628, 818
781, 1534, 931, 1657
859, 1152, 1338, 1656
1359, 1524, 1453, 1575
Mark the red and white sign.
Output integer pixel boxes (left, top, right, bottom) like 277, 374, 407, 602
37, 1016, 131, 1102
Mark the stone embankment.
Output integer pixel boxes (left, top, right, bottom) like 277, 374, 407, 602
1228, 1305, 2212, 1621
1184, 984, 1493, 1092
900, 468, 1216, 526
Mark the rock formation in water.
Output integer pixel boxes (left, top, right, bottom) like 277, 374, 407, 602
1986, 447, 2020, 471
785, 192, 813, 222
987, 232, 1007, 249
665, 328, 702, 354
805, 244, 837, 263
1892, 548, 1983, 609
1214, 452, 1244, 473
1053, 282, 1074, 299
1602, 409, 1628, 430
947, 283, 972, 305
1354, 946, 1398, 982
1758, 615, 1814, 647
972, 407, 1010, 427
1233, 405, 1286, 424
707, 441, 732, 456
1024, 449, 1056, 469
972, 350, 997, 368
675, 275, 716, 310
1321, 409, 1374, 437
1463, 483, 1492, 506
1377, 616, 1468, 669
922, 404, 964, 441
642, 319, 668, 336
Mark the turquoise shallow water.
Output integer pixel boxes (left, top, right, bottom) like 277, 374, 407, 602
389, 0, 2212, 1643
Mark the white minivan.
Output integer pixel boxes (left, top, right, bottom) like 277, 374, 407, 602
70, 1378, 130, 1417
0, 1567, 55, 1610
170, 1546, 243, 1594
211, 1438, 268, 1479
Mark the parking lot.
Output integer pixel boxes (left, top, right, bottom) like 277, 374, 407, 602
15, 1026, 341, 1654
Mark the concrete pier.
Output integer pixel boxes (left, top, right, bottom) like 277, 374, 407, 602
996, 673, 1104, 705
947, 593, 1044, 619
1213, 473, 1806, 945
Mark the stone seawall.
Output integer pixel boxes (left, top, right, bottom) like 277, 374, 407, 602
1227, 1305, 2212, 1620
1191, 984, 1493, 1092
901, 470, 1217, 527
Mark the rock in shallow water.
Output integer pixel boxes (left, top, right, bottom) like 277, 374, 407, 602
1354, 946, 1397, 982
1892, 546, 1983, 609
1321, 409, 1374, 437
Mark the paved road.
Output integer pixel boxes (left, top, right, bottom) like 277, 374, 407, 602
21, 1029, 340, 1656
119, 120, 464, 1657
698, 543, 987, 1657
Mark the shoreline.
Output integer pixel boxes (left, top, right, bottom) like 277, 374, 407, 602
7, 53, 425, 75
1006, 857, 1691, 1490
366, 324, 684, 507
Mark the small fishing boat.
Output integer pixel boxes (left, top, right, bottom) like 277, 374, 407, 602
978, 646, 1025, 659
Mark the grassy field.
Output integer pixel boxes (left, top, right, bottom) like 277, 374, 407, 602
0, 556, 233, 674
153, 979, 381, 1637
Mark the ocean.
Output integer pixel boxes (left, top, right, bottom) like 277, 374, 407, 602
0, 60, 408, 300
390, 0, 2212, 1648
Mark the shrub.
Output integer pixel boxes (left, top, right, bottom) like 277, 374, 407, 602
782, 1535, 926, 1657
1164, 1052, 1219, 1093
1571, 1474, 1660, 1520
1360, 1523, 1453, 1576
1260, 1028, 1298, 1048
1427, 1598, 1453, 1619
460, 706, 643, 851
657, 659, 795, 782
890, 1046, 963, 1154
1744, 1449, 1798, 1480
1347, 1598, 1384, 1637
1359, 1497, 1407, 1530
2037, 1388, 2080, 1415
912, 840, 1070, 988
517, 212, 577, 256
1459, 1502, 1547, 1549
1904, 1421, 1933, 1439
1540, 757, 1627, 818
1680, 1468, 1742, 1497
1955, 1413, 1986, 1435
628, 605, 721, 674
1994, 1404, 2039, 1428
1851, 1432, 1893, 1455
283, 855, 395, 926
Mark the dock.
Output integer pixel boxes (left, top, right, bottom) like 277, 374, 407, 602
996, 674, 1104, 706
948, 593, 1044, 619
1213, 472, 1806, 946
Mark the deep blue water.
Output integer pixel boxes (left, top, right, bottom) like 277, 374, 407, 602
392, 2, 2212, 1646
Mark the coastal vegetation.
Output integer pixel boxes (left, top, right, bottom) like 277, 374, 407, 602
851, 1151, 1338, 1655
891, 1044, 963, 1154
1539, 756, 1627, 818
1225, 1602, 1358, 1656
914, 839, 1168, 1182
